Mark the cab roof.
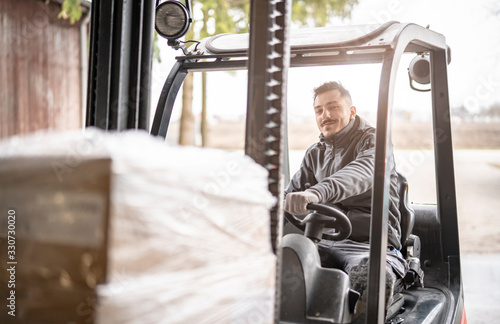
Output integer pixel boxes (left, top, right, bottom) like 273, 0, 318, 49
180, 21, 448, 69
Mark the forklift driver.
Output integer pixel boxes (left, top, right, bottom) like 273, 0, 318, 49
284, 81, 408, 316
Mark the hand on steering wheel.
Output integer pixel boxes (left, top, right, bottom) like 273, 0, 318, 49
284, 203, 352, 241
283, 190, 320, 215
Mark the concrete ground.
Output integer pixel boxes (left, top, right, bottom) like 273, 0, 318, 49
462, 254, 500, 324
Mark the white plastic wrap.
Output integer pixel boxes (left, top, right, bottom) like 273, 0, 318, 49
0, 129, 277, 324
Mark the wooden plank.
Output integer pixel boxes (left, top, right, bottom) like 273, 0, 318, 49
0, 157, 111, 323
0, 0, 84, 139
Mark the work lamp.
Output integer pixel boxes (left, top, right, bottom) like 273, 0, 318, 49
409, 54, 430, 85
408, 53, 431, 92
155, 0, 192, 43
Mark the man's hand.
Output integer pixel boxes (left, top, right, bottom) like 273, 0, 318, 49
284, 190, 320, 216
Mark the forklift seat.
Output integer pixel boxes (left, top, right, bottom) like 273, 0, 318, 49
395, 172, 424, 289
386, 172, 424, 319
397, 171, 415, 248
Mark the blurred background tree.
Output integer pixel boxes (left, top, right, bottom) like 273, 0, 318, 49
57, 0, 359, 145
178, 0, 359, 146
58, 0, 83, 23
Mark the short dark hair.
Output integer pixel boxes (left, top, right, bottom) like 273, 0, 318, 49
313, 81, 353, 106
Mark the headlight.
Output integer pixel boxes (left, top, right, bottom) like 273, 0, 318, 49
155, 0, 192, 40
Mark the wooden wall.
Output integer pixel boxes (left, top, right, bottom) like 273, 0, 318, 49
0, 0, 88, 139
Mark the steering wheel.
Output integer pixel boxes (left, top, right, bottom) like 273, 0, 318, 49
284, 203, 352, 241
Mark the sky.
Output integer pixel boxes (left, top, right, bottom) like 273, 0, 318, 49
150, 0, 500, 124
349, 0, 500, 113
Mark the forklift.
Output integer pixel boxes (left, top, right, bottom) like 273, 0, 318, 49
84, 0, 467, 323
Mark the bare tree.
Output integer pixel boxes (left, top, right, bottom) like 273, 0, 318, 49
179, 0, 359, 146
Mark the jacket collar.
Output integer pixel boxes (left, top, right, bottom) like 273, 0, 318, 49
319, 116, 359, 147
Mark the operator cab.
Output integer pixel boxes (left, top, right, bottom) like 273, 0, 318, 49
151, 21, 465, 324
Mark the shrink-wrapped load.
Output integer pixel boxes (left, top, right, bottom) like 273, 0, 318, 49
0, 129, 276, 324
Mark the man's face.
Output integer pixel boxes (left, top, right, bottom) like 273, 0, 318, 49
314, 89, 356, 140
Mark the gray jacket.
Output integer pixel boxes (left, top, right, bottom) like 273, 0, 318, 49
285, 115, 403, 250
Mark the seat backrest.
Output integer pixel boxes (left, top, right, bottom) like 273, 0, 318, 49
397, 172, 415, 248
